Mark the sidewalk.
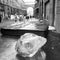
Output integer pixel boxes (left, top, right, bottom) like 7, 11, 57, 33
0, 20, 15, 28
0, 20, 56, 31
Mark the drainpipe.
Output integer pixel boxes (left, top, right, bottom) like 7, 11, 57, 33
39, 0, 43, 20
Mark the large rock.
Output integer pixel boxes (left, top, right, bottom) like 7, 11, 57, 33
15, 33, 47, 59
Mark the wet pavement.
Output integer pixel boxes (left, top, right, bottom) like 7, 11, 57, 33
0, 32, 47, 60
0, 30, 60, 60
0, 33, 19, 60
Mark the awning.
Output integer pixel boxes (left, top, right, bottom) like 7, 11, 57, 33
0, 0, 38, 10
